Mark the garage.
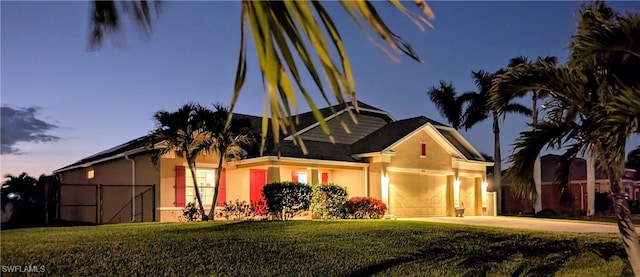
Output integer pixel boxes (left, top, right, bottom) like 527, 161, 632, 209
458, 177, 477, 216
388, 172, 447, 216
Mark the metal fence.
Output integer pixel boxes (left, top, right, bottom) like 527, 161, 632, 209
59, 184, 155, 224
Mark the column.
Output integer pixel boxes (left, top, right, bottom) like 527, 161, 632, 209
267, 166, 280, 183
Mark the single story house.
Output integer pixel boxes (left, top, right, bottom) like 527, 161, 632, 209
54, 101, 494, 223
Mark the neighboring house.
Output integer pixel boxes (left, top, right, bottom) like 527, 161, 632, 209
503, 154, 620, 214
54, 101, 493, 223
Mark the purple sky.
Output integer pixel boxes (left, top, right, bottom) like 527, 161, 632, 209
2, 1, 639, 177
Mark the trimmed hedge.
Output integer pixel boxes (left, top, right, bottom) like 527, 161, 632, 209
345, 197, 387, 219
263, 182, 311, 220
311, 184, 348, 219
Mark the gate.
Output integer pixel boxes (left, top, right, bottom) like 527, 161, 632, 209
59, 184, 155, 224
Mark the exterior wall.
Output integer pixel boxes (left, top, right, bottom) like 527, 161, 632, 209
225, 167, 251, 203
332, 168, 366, 197
300, 112, 388, 144
369, 163, 383, 200
388, 172, 447, 216
503, 179, 612, 215
59, 153, 158, 186
389, 130, 452, 171
158, 152, 223, 221
58, 153, 159, 223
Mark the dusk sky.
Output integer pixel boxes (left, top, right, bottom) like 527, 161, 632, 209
2, 1, 639, 177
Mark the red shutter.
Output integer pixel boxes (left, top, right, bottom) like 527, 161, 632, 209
175, 166, 186, 207
321, 172, 328, 184
250, 169, 268, 202
421, 142, 426, 156
217, 169, 226, 206
292, 171, 299, 183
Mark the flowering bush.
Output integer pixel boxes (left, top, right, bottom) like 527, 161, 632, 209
344, 197, 387, 219
310, 184, 348, 219
181, 202, 200, 222
215, 199, 268, 220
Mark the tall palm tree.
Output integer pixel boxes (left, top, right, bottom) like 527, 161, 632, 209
196, 104, 255, 219
86, 0, 434, 154
506, 56, 559, 214
491, 2, 640, 272
147, 103, 212, 220
427, 70, 531, 215
464, 70, 531, 214
426, 81, 468, 129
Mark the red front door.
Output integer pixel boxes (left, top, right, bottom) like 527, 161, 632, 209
250, 169, 268, 202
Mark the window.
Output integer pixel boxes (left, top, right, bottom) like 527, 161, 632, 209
87, 169, 95, 179
292, 171, 308, 183
186, 168, 217, 205
420, 142, 427, 157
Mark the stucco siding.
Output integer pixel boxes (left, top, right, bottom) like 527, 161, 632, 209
390, 131, 452, 171
332, 168, 365, 197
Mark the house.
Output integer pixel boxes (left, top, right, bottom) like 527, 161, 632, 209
54, 101, 494, 223
502, 154, 624, 214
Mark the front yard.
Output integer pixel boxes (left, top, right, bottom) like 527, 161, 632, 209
0, 220, 633, 276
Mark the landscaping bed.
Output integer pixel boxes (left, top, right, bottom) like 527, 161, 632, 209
0, 221, 633, 276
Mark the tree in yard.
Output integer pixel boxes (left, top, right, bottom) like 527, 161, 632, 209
626, 146, 640, 179
86, 0, 434, 153
428, 70, 531, 214
491, 2, 640, 273
147, 103, 212, 220
195, 104, 255, 220
506, 56, 559, 214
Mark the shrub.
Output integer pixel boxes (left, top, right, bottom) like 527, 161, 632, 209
344, 197, 387, 219
181, 202, 200, 222
311, 184, 348, 219
215, 199, 268, 220
252, 200, 268, 216
262, 182, 311, 220
535, 208, 558, 217
595, 192, 613, 215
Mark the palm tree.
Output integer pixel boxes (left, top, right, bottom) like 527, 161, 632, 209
426, 81, 468, 129
147, 103, 212, 220
464, 70, 531, 214
491, 3, 640, 273
427, 70, 531, 215
86, 0, 434, 154
506, 56, 559, 214
196, 104, 255, 219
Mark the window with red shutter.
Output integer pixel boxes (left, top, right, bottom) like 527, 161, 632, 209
321, 172, 328, 184
420, 142, 427, 157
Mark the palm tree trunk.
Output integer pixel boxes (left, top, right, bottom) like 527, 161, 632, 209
608, 166, 640, 275
587, 149, 596, 216
492, 113, 502, 215
208, 154, 225, 220
188, 161, 207, 221
532, 94, 542, 214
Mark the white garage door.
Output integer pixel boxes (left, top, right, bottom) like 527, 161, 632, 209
389, 173, 447, 216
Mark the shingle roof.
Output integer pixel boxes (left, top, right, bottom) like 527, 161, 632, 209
434, 128, 484, 161
293, 101, 391, 132
264, 140, 358, 162
350, 116, 446, 154
54, 135, 150, 172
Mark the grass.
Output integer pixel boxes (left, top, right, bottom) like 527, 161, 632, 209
0, 220, 634, 276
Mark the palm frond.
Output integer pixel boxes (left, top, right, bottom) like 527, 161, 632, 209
427, 81, 463, 129
502, 103, 532, 119
506, 121, 575, 201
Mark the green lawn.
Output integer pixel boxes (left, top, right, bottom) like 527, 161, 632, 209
0, 220, 633, 276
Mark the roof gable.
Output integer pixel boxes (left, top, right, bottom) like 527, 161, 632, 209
351, 116, 446, 154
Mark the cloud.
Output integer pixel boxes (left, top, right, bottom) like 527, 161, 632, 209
1, 106, 60, 154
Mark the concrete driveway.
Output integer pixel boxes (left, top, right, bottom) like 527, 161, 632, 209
398, 216, 636, 233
